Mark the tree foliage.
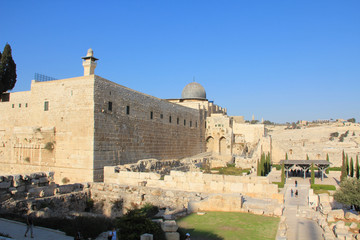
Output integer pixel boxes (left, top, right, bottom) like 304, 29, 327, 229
258, 152, 271, 176
310, 163, 315, 184
347, 118, 356, 123
346, 154, 349, 176
281, 162, 285, 184
350, 157, 354, 177
115, 204, 165, 240
326, 154, 330, 174
340, 150, 347, 182
356, 156, 359, 180
334, 178, 360, 211
0, 43, 17, 94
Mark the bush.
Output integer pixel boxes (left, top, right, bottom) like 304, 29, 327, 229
273, 182, 284, 188
330, 132, 339, 137
328, 167, 341, 171
116, 204, 165, 240
272, 164, 281, 170
334, 178, 360, 211
311, 184, 336, 191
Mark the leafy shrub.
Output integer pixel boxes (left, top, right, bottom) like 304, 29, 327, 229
273, 182, 284, 188
62, 177, 70, 184
334, 178, 360, 211
330, 132, 339, 137
328, 167, 341, 171
311, 184, 336, 191
116, 204, 165, 240
272, 164, 281, 170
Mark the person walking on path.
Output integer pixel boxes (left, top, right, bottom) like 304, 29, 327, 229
295, 180, 298, 187
108, 228, 116, 240
24, 212, 34, 238
291, 189, 294, 197
295, 189, 298, 198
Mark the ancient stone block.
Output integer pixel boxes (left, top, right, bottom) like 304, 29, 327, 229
161, 220, 178, 232
0, 181, 11, 189
165, 232, 180, 240
328, 209, 345, 219
345, 211, 360, 221
140, 234, 153, 240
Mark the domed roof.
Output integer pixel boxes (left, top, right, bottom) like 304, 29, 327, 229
181, 82, 206, 99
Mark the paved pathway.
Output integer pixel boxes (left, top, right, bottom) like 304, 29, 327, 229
0, 218, 73, 240
284, 178, 324, 240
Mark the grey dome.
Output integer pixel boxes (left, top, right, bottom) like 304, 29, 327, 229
181, 82, 206, 99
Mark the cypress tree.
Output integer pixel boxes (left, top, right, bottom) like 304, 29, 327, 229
350, 157, 354, 177
257, 159, 261, 176
0, 43, 17, 94
346, 154, 349, 176
285, 152, 288, 160
306, 154, 309, 160
326, 153, 330, 174
281, 162, 285, 184
356, 156, 359, 180
340, 151, 347, 182
311, 163, 315, 185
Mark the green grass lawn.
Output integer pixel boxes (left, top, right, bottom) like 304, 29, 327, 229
177, 212, 279, 240
211, 166, 250, 176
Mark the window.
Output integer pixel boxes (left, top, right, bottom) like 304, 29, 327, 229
160, 114, 163, 119
169, 116, 172, 123
150, 111, 153, 119
177, 117, 179, 125
44, 101, 49, 111
190, 121, 192, 127
108, 101, 112, 111
12, 104, 14, 108
184, 119, 186, 126
196, 121, 198, 128
126, 106, 130, 115
25, 103, 28, 108
19, 104, 21, 108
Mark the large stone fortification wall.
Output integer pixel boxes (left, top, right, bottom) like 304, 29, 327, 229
0, 75, 207, 183
0, 76, 95, 183
93, 76, 205, 181
269, 124, 360, 166
104, 167, 282, 202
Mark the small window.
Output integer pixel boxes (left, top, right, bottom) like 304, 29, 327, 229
160, 114, 163, 119
44, 101, 49, 111
190, 121, 192, 127
25, 103, 28, 108
150, 111, 153, 119
126, 106, 130, 115
108, 101, 112, 111
19, 103, 21, 108
196, 121, 198, 128
184, 119, 186, 126
169, 116, 172, 123
177, 117, 179, 125
12, 104, 14, 108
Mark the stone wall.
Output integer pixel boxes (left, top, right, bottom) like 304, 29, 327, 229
0, 74, 207, 183
0, 172, 89, 216
104, 168, 283, 202
93, 76, 204, 181
0, 76, 95, 183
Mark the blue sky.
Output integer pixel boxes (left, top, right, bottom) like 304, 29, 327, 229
1, 1, 359, 123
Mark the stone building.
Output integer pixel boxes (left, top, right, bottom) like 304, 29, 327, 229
0, 49, 229, 183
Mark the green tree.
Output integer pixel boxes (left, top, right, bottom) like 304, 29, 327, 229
340, 151, 347, 182
306, 154, 309, 160
326, 153, 330, 174
350, 157, 354, 177
310, 163, 315, 184
285, 152, 288, 160
257, 159, 261, 176
347, 118, 356, 123
356, 156, 359, 180
281, 162, 285, 184
346, 154, 349, 176
334, 178, 360, 211
0, 43, 17, 94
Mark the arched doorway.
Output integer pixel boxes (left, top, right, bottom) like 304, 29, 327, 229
206, 136, 214, 152
219, 137, 226, 155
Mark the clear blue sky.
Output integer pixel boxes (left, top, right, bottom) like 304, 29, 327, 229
1, 1, 359, 123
